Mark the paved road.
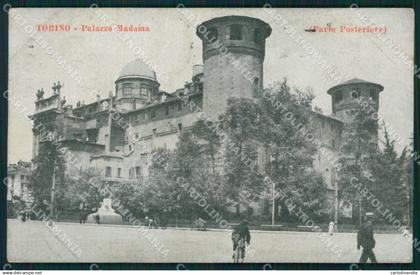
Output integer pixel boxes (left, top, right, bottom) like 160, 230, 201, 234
7, 219, 412, 263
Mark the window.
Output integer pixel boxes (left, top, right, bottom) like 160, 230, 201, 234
177, 102, 182, 111
206, 28, 218, 44
253, 77, 259, 86
151, 109, 156, 118
117, 168, 121, 177
20, 175, 24, 180
153, 128, 157, 136
230, 24, 243, 40
128, 145, 132, 151
129, 168, 134, 179
165, 105, 169, 116
135, 166, 141, 178
332, 139, 335, 149
369, 89, 377, 101
178, 123, 182, 133
123, 83, 132, 96
254, 28, 262, 43
105, 167, 112, 177
140, 84, 148, 97
351, 89, 360, 98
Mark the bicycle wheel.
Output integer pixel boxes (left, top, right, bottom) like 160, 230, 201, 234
234, 245, 241, 263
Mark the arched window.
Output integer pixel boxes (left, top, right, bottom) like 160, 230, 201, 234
351, 89, 360, 99
230, 24, 243, 40
123, 83, 132, 96
140, 84, 148, 97
253, 77, 259, 87
369, 89, 377, 101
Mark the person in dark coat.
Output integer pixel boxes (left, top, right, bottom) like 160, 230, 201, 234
357, 212, 377, 263
95, 213, 101, 224
231, 219, 251, 260
79, 210, 87, 224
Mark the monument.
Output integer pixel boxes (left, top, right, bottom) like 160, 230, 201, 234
87, 198, 123, 224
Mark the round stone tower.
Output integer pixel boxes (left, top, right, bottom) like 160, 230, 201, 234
115, 59, 160, 111
196, 16, 271, 121
327, 78, 383, 122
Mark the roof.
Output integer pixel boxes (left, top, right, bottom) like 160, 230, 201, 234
8, 161, 31, 174
124, 91, 202, 115
327, 78, 384, 95
116, 59, 157, 82
197, 15, 272, 39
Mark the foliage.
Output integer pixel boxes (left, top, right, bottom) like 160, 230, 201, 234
259, 80, 328, 220
65, 168, 105, 211
368, 126, 411, 223
28, 140, 67, 211
337, 104, 379, 223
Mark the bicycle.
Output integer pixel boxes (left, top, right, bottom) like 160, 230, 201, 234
233, 239, 246, 263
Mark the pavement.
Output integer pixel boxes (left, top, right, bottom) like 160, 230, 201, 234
7, 219, 412, 263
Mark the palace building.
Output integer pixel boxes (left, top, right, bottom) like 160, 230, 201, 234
29, 15, 383, 218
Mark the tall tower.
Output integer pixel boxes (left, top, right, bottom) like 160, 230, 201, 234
327, 78, 383, 122
196, 16, 271, 121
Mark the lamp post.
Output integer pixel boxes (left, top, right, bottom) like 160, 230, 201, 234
49, 157, 56, 225
270, 147, 290, 226
333, 167, 338, 225
271, 177, 275, 226
48, 131, 57, 225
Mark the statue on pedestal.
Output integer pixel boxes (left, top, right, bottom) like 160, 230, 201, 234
36, 88, 44, 100
52, 81, 62, 95
87, 198, 123, 225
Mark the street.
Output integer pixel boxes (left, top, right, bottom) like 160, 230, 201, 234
7, 219, 412, 263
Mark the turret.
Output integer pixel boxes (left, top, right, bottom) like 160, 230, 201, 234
328, 78, 383, 122
196, 16, 271, 121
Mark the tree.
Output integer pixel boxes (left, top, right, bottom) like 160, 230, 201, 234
219, 97, 265, 215
369, 127, 411, 223
65, 168, 106, 212
260, 80, 328, 221
190, 119, 221, 175
28, 140, 67, 215
338, 104, 379, 224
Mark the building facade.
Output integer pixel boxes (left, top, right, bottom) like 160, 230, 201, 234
29, 15, 383, 218
7, 161, 32, 217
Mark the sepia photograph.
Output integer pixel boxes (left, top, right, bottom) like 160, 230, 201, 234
5, 6, 414, 264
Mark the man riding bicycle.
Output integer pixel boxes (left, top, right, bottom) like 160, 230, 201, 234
231, 219, 251, 261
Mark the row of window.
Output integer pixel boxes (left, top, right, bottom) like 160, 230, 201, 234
9, 175, 27, 181
334, 89, 377, 103
105, 166, 142, 178
129, 101, 183, 124
122, 83, 150, 97
126, 124, 182, 148
206, 25, 263, 43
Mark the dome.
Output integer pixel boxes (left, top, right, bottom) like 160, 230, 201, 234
117, 59, 157, 82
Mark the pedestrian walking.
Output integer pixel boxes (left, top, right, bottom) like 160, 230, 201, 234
328, 221, 335, 236
403, 226, 410, 238
357, 212, 377, 263
95, 213, 101, 224
79, 210, 87, 224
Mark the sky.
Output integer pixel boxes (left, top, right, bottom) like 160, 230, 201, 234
8, 8, 414, 163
